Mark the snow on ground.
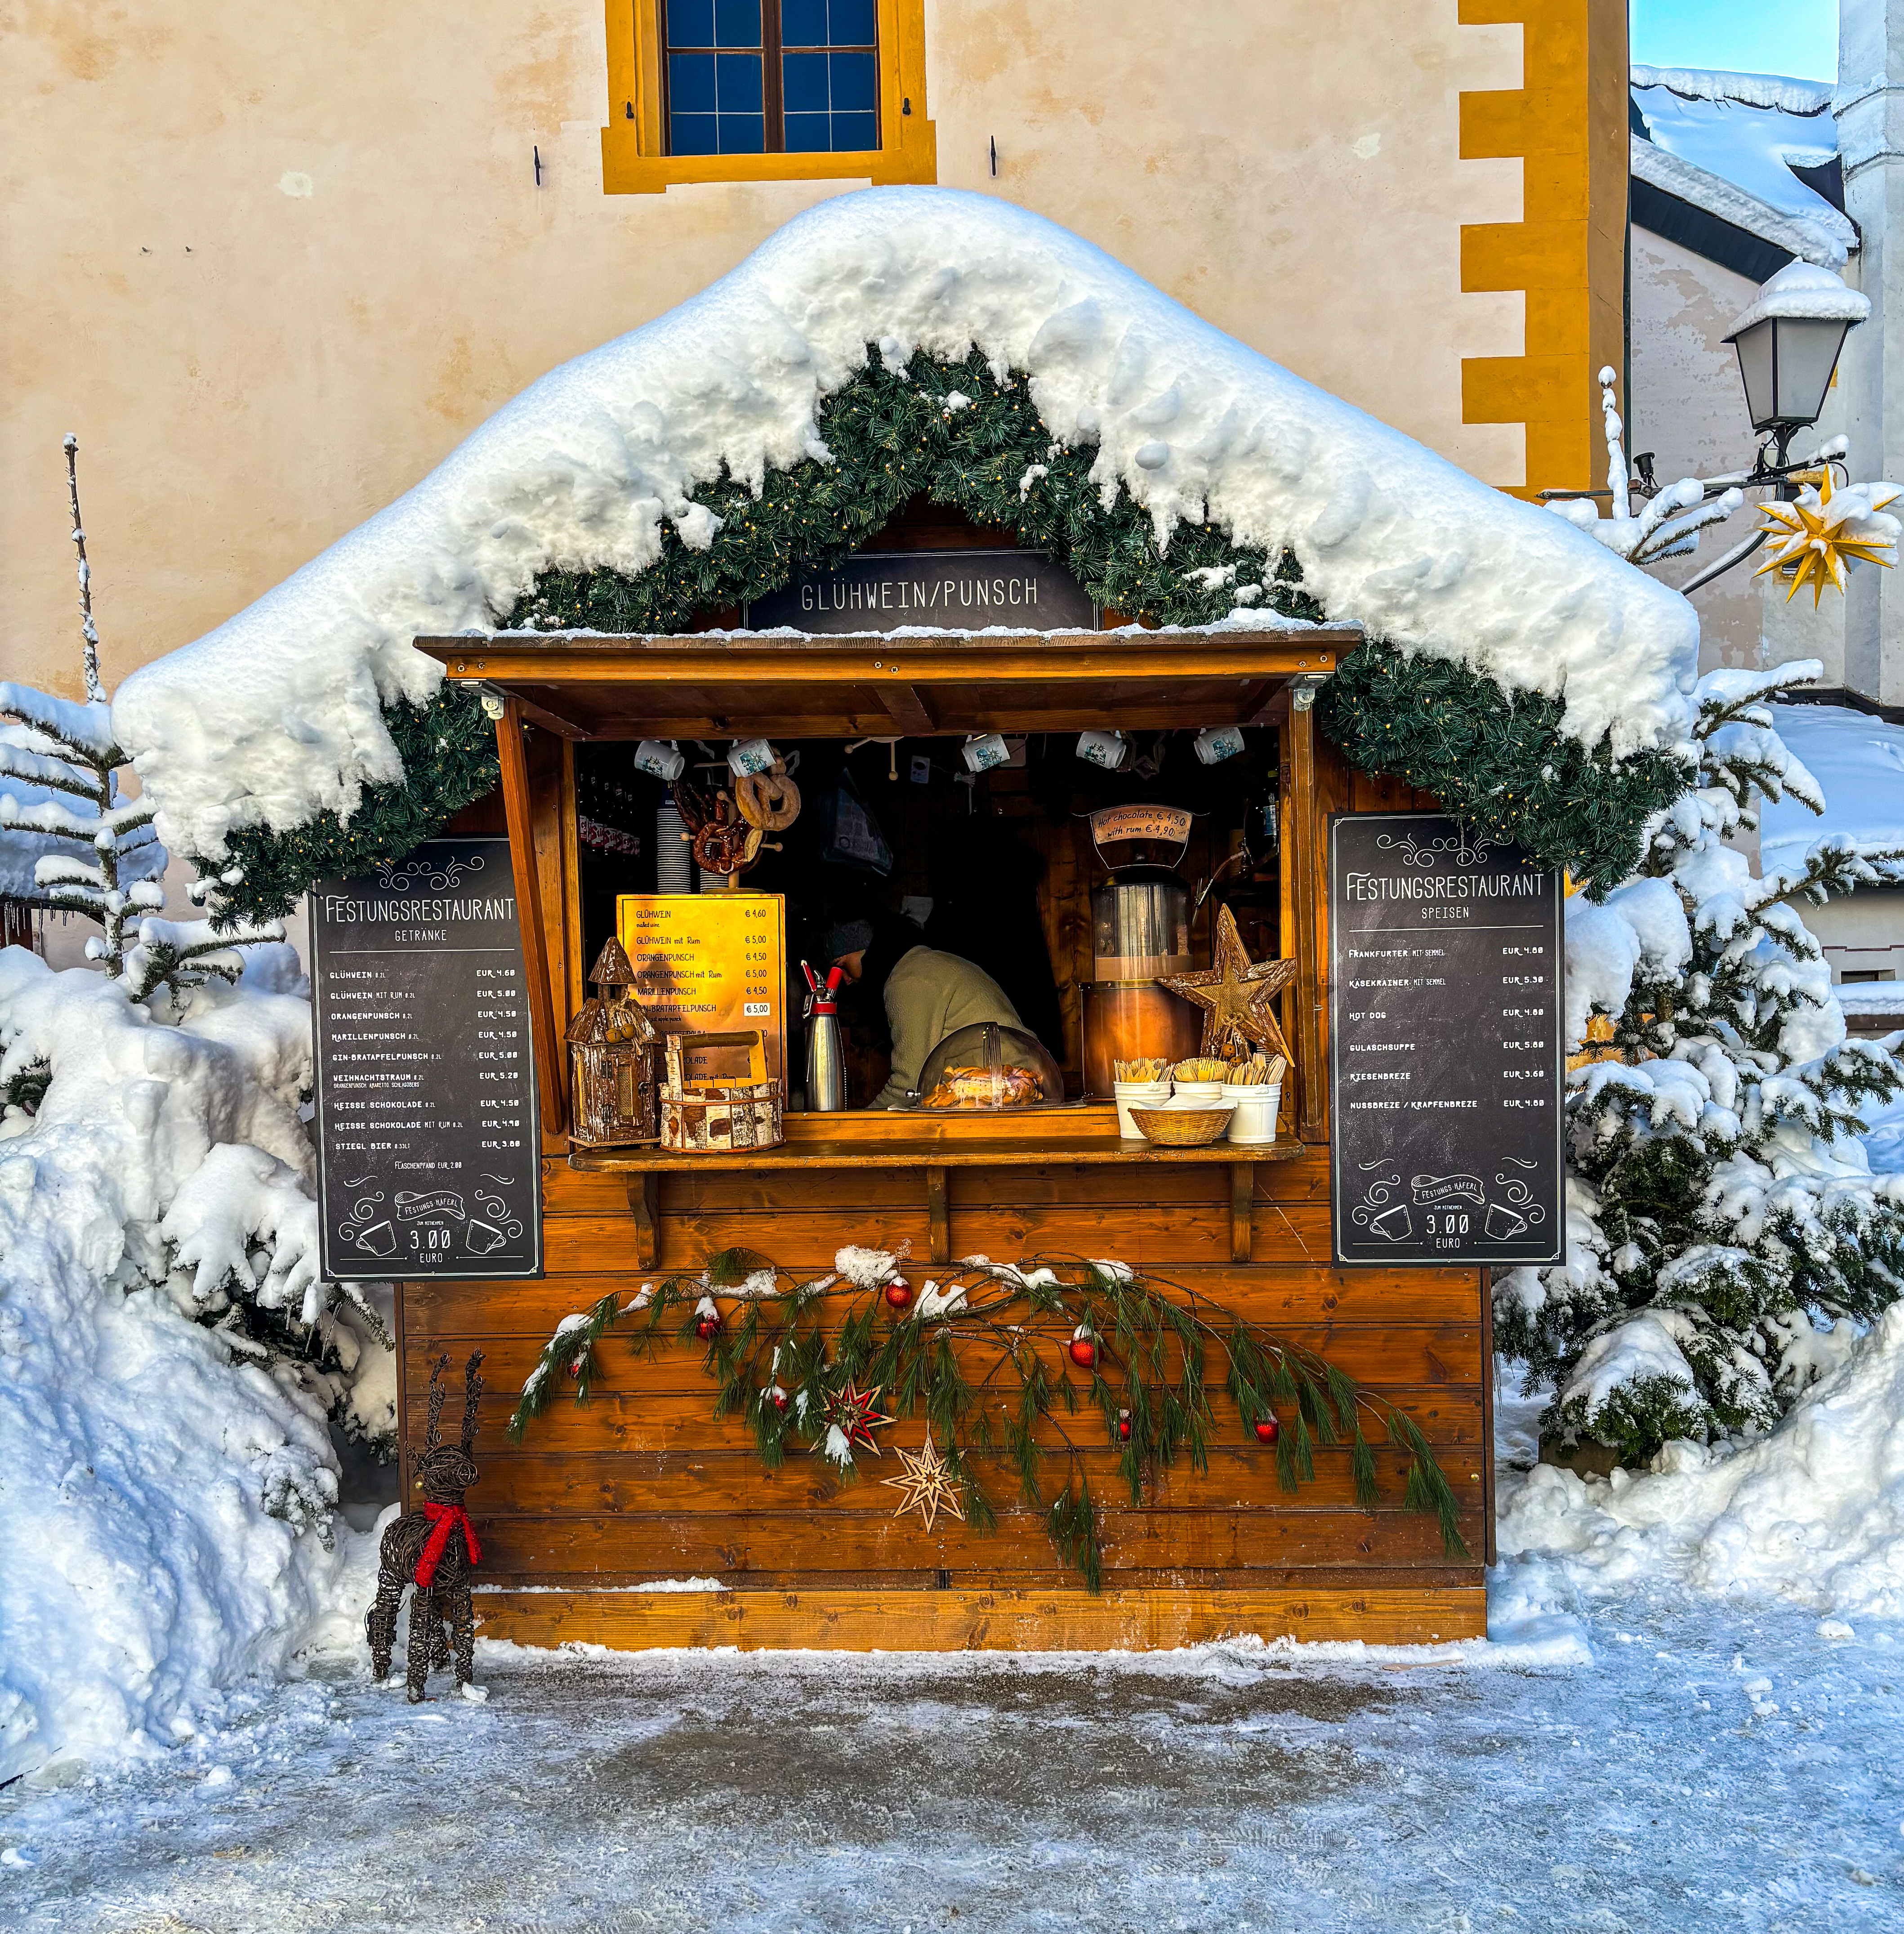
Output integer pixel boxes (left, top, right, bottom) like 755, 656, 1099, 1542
115, 186, 1700, 862
1760, 702, 1904, 876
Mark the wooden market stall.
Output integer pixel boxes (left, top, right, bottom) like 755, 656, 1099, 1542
389, 588, 1492, 1652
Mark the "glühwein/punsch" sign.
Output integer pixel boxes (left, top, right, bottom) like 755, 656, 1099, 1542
746, 549, 1095, 633
1328, 813, 1564, 1268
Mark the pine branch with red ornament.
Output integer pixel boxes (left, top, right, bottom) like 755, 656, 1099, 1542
508, 1244, 1464, 1588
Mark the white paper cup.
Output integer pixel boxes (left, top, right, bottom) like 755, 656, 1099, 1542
1169, 1080, 1225, 1109
1113, 1080, 1172, 1138
1223, 1082, 1282, 1143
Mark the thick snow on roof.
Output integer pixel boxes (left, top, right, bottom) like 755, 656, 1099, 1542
1631, 69, 1856, 268
1727, 259, 1872, 335
116, 188, 1700, 861
1760, 703, 1904, 876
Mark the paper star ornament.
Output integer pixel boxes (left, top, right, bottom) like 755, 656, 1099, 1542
880, 1433, 967, 1532
1159, 905, 1296, 1062
1753, 469, 1900, 608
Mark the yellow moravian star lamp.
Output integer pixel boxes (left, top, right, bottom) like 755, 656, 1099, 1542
1752, 469, 1901, 607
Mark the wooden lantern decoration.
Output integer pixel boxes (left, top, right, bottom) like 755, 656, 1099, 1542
567, 938, 660, 1146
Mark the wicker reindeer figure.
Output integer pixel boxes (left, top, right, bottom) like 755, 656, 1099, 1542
366, 1350, 487, 1702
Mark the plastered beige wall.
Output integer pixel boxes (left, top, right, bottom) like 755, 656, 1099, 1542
4, 2, 1523, 702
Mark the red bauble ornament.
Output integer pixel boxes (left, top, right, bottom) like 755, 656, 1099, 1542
1068, 1336, 1097, 1370
1255, 1415, 1280, 1444
884, 1278, 914, 1310
565, 1355, 585, 1380
766, 1387, 789, 1412
1116, 1409, 1133, 1441
695, 1314, 722, 1341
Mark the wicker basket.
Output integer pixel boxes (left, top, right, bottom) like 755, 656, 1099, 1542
1126, 1104, 1234, 1148
660, 1030, 785, 1154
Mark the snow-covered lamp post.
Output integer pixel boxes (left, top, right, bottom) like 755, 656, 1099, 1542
1724, 262, 1870, 478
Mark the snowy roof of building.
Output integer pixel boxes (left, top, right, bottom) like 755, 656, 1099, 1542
1761, 703, 1904, 878
115, 188, 1701, 862
1630, 67, 1856, 269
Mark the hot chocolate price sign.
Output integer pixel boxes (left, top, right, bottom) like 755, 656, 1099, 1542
311, 837, 542, 1282
1328, 813, 1564, 1267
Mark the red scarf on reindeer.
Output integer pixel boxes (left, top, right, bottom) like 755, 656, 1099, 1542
414, 1501, 482, 1588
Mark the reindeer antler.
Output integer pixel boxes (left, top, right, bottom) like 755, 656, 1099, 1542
460, 1349, 486, 1455
424, 1352, 451, 1450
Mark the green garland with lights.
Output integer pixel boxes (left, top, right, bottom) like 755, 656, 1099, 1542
208, 345, 1686, 917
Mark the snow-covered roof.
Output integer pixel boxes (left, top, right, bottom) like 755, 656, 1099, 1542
1727, 259, 1872, 336
116, 188, 1700, 861
1631, 67, 1857, 270
1760, 703, 1904, 877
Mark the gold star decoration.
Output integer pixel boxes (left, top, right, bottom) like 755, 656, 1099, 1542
1753, 469, 1899, 608
1159, 905, 1296, 1062
880, 1432, 967, 1532
815, 1379, 893, 1456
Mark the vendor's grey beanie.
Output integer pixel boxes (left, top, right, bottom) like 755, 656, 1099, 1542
824, 919, 875, 961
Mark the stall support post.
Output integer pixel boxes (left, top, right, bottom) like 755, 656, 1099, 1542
627, 1170, 660, 1271
1228, 1163, 1254, 1263
926, 1166, 950, 1264
1285, 702, 1328, 1143
495, 696, 568, 1137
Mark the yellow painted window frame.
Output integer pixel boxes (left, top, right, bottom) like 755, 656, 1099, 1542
602, 0, 936, 195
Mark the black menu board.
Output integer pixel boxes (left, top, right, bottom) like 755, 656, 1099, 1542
311, 837, 542, 1281
1329, 813, 1563, 1267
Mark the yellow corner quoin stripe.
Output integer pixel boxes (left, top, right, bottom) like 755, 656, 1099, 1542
602, 0, 937, 195
1458, 0, 1628, 496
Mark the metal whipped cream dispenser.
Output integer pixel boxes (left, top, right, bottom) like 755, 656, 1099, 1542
801, 960, 847, 1112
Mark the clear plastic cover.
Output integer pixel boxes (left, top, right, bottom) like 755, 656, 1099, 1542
912, 1022, 1065, 1111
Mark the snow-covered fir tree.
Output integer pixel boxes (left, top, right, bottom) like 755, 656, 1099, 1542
1496, 662, 1904, 1465
0, 435, 280, 1006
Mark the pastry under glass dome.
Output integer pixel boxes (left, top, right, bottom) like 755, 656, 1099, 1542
910, 1023, 1065, 1111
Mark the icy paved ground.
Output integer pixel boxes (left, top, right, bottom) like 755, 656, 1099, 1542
3, 1593, 1900, 1934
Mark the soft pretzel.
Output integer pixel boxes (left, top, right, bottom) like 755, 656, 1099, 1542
734, 760, 801, 831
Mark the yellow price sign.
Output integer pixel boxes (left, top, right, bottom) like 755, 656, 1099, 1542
615, 893, 788, 1089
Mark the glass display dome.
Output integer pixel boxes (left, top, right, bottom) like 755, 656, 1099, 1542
912, 1022, 1065, 1111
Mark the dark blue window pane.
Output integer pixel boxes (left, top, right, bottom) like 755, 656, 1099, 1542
713, 0, 761, 47
668, 0, 714, 47
780, 0, 829, 47
718, 113, 765, 152
668, 51, 716, 112
716, 50, 762, 110
782, 51, 828, 113
784, 111, 831, 152
671, 112, 719, 155
830, 50, 876, 112
834, 111, 877, 152
831, 0, 877, 45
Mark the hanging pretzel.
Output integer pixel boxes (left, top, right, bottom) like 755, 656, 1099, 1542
734, 759, 801, 832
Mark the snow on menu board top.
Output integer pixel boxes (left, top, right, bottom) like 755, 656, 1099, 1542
116, 187, 1699, 862
1329, 813, 1564, 1268
309, 836, 542, 1282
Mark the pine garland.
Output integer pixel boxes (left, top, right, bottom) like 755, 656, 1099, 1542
204, 684, 499, 925
508, 1246, 1470, 1589
211, 345, 1687, 910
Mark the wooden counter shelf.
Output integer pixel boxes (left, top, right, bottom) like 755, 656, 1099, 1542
572, 1112, 1304, 1266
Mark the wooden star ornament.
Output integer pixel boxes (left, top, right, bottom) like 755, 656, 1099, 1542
1159, 905, 1296, 1062
1753, 469, 1900, 608
880, 1432, 967, 1532
815, 1379, 892, 1456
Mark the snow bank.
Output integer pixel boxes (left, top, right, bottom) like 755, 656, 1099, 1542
1631, 71, 1855, 268
1499, 1304, 1904, 1621
0, 951, 378, 1781
1760, 702, 1904, 877
114, 187, 1700, 861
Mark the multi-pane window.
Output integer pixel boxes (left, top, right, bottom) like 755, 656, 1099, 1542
664, 0, 878, 158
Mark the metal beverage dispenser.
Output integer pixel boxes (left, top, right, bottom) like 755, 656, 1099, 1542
1080, 805, 1202, 1094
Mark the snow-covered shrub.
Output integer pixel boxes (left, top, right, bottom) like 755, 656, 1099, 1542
0, 946, 395, 1777
1496, 664, 1904, 1463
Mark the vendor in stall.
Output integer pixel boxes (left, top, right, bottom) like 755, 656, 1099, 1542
827, 910, 1027, 1110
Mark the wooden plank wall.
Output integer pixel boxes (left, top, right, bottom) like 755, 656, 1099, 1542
403, 1152, 1487, 1602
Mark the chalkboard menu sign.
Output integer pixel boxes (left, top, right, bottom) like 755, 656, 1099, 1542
1329, 813, 1563, 1268
746, 549, 1095, 632
311, 837, 542, 1282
